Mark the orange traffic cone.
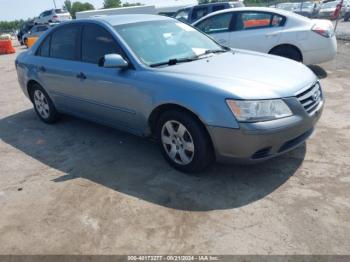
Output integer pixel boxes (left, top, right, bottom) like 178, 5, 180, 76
0, 39, 15, 55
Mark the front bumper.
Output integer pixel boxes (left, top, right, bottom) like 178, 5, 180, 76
207, 96, 324, 163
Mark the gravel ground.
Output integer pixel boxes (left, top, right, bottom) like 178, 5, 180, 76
0, 41, 349, 255
334, 20, 350, 40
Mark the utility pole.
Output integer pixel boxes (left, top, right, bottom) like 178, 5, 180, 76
53, 0, 57, 8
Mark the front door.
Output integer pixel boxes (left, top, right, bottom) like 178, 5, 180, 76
194, 12, 234, 47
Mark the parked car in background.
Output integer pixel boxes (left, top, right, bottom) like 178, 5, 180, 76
275, 2, 296, 11
193, 7, 337, 65
174, 1, 244, 23
34, 9, 71, 24
345, 5, 350, 20
17, 21, 34, 45
22, 24, 56, 47
317, 1, 348, 19
15, 15, 324, 172
294, 2, 320, 18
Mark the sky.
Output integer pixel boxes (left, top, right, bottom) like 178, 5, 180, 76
0, 0, 197, 21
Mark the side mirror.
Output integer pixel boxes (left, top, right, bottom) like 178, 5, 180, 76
100, 54, 129, 69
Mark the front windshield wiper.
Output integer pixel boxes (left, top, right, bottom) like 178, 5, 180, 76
204, 48, 229, 55
150, 57, 199, 67
149, 47, 231, 67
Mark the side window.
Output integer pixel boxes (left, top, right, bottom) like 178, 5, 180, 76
37, 26, 48, 32
192, 7, 209, 21
37, 35, 51, 57
175, 9, 190, 20
271, 14, 284, 27
50, 25, 80, 60
82, 24, 120, 64
212, 5, 226, 12
234, 12, 285, 31
44, 11, 52, 17
196, 13, 233, 34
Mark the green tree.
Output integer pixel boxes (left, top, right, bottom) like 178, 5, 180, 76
122, 2, 142, 7
70, 2, 95, 18
0, 19, 25, 33
103, 0, 122, 9
64, 0, 72, 15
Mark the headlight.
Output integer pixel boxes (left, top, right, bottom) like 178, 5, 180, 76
226, 99, 292, 122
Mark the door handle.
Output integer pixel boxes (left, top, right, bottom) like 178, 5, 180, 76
76, 72, 87, 80
38, 66, 46, 72
266, 32, 279, 37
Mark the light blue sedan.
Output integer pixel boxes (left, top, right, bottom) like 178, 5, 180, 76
15, 14, 324, 172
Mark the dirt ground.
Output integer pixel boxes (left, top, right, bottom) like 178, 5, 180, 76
0, 41, 349, 255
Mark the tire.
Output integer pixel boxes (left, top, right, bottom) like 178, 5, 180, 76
156, 110, 214, 173
30, 83, 60, 124
270, 46, 302, 62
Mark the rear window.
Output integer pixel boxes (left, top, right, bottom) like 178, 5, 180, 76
38, 36, 51, 57
55, 9, 66, 14
212, 5, 226, 12
37, 26, 48, 32
234, 12, 285, 31
192, 7, 209, 21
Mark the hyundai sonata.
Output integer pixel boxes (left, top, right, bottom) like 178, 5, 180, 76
15, 15, 324, 172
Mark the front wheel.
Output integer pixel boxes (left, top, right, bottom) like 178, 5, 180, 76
156, 110, 214, 173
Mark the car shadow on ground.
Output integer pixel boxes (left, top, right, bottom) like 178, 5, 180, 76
308, 65, 328, 79
0, 109, 306, 211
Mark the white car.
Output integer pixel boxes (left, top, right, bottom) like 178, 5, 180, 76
192, 7, 337, 65
34, 9, 71, 24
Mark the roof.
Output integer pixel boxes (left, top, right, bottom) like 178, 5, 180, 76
95, 14, 173, 26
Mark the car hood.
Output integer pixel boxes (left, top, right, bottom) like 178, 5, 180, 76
156, 49, 317, 100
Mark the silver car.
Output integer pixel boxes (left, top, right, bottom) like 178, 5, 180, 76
15, 15, 324, 172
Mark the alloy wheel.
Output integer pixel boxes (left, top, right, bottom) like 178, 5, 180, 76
161, 120, 195, 165
33, 89, 50, 119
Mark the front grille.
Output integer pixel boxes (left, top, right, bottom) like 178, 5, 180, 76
296, 82, 323, 115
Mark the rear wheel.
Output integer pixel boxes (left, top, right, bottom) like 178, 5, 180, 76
269, 45, 302, 62
30, 84, 60, 124
156, 110, 214, 173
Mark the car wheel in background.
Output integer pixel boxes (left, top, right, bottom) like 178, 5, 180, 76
156, 110, 214, 173
30, 83, 60, 124
269, 45, 302, 62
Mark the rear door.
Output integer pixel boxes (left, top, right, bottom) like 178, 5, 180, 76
229, 11, 285, 53
229, 11, 285, 52
195, 12, 234, 47
35, 24, 84, 113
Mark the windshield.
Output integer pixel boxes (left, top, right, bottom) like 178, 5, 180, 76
55, 9, 66, 14
114, 20, 224, 66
